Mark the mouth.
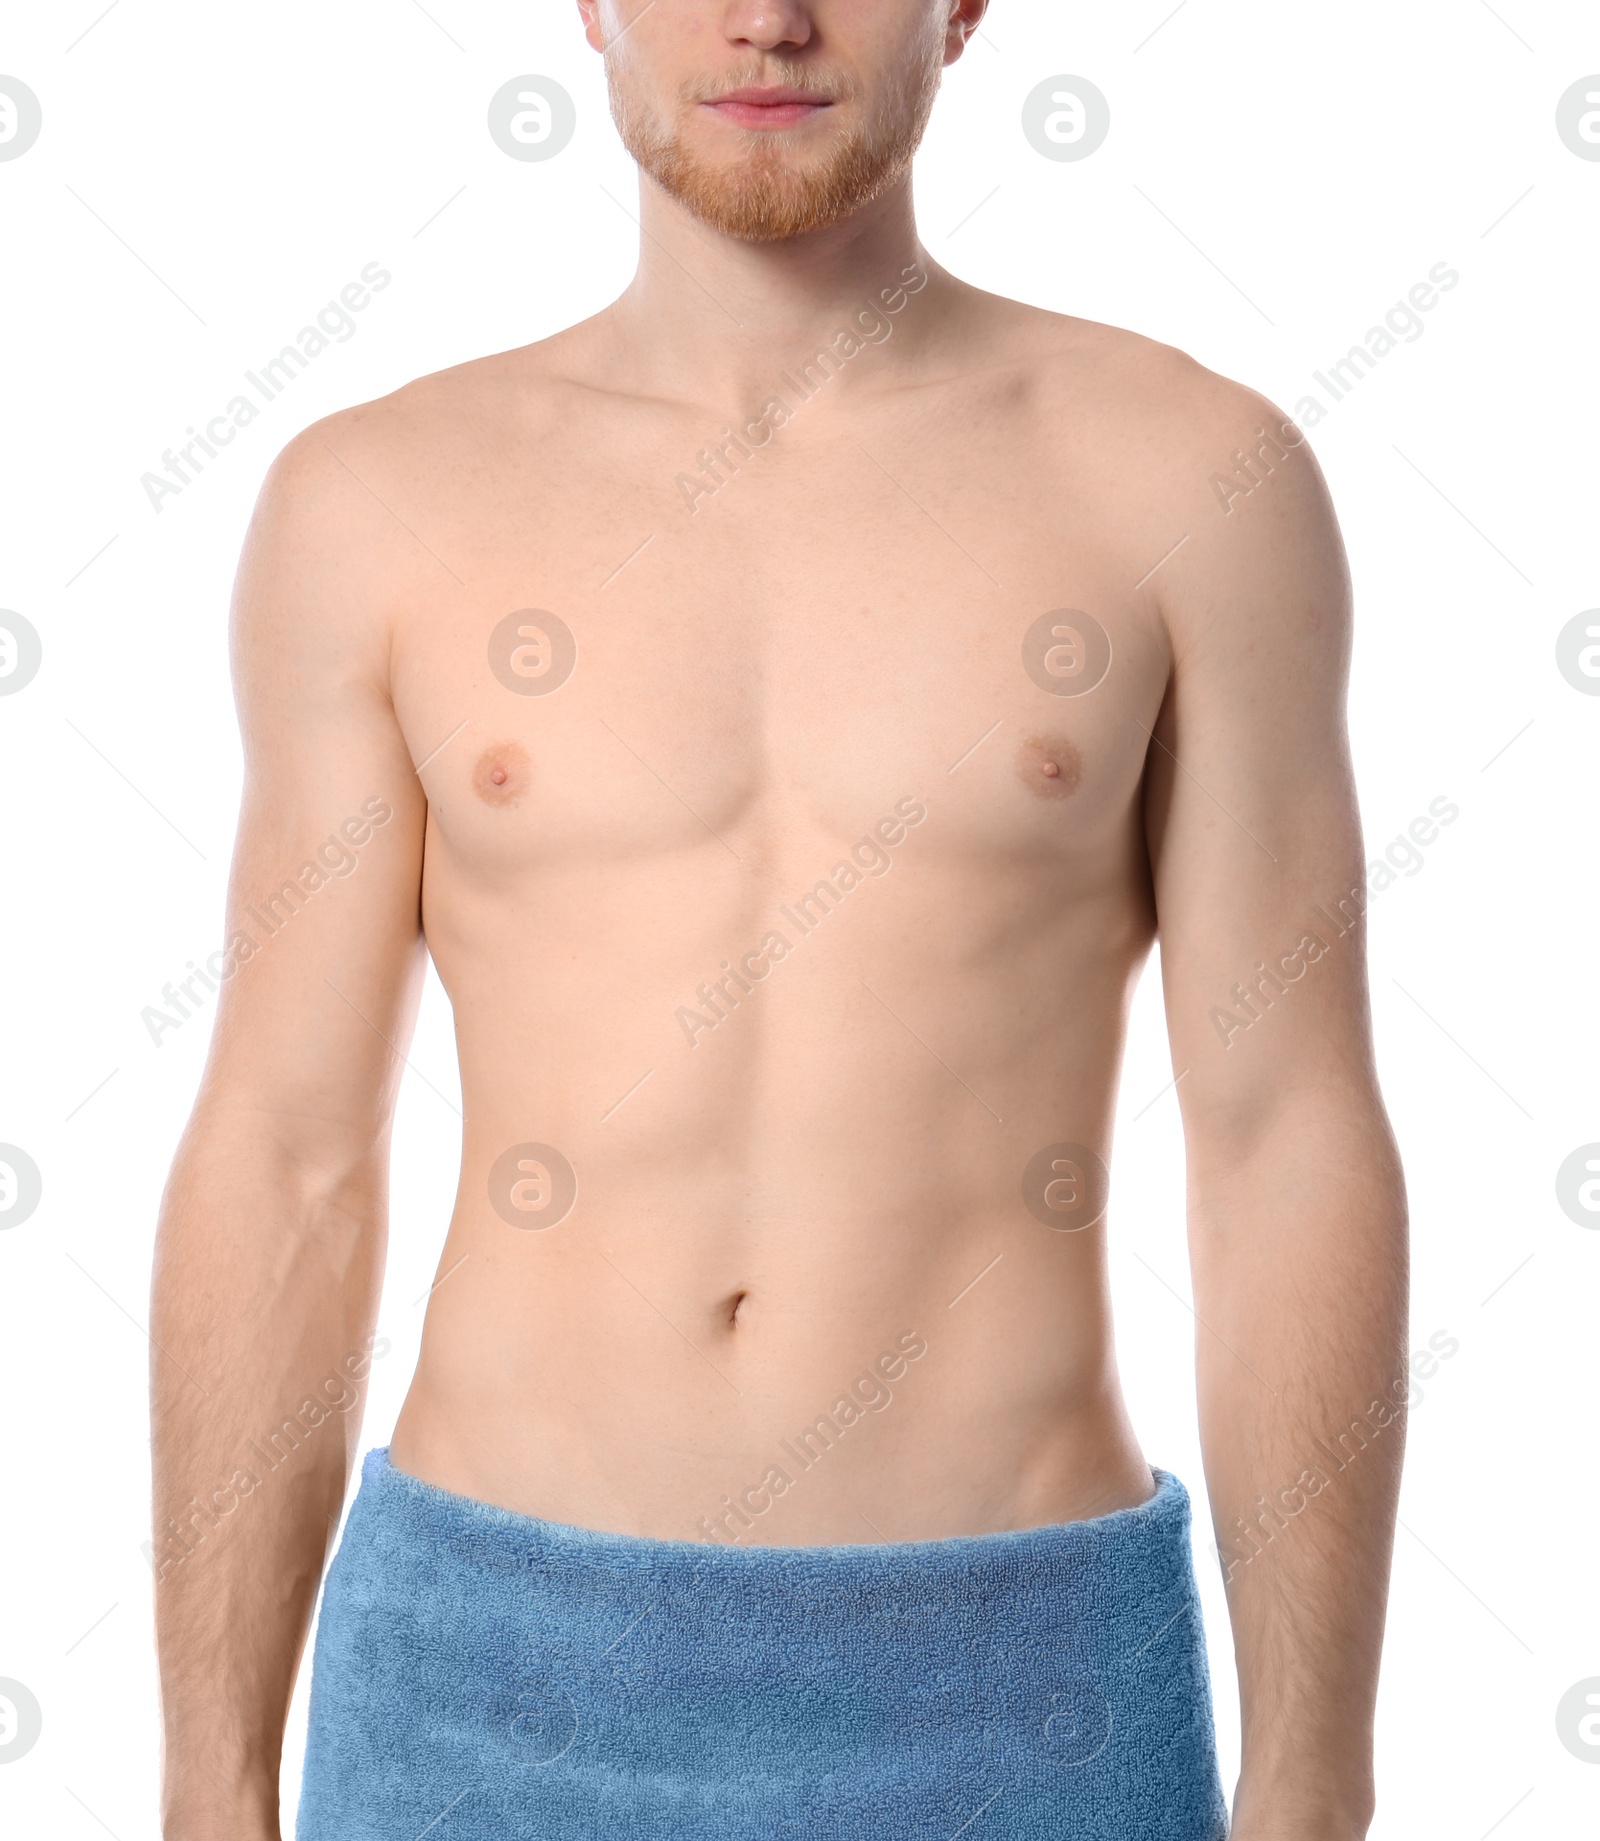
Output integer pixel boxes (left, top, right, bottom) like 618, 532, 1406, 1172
703, 85, 834, 131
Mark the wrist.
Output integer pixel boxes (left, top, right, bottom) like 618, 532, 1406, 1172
163, 1816, 279, 1841
161, 1781, 280, 1841
164, 1831, 279, 1841
1230, 1828, 1367, 1841
163, 1825, 279, 1841
1231, 1774, 1373, 1841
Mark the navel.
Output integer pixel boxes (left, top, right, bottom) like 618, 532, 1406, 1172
1016, 731, 1083, 801
472, 740, 531, 805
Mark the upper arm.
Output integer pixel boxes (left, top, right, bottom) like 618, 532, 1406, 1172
1142, 374, 1379, 1168
196, 414, 428, 1163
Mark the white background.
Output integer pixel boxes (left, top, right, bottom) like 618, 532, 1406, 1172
1, 1, 1596, 1835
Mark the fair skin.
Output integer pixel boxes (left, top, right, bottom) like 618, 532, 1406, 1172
150, 3, 1406, 1837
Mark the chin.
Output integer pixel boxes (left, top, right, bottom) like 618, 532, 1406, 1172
613, 66, 938, 244
644, 137, 911, 243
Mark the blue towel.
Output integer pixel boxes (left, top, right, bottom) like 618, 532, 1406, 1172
296, 1447, 1227, 1839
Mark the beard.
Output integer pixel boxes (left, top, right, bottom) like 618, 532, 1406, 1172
608, 51, 944, 243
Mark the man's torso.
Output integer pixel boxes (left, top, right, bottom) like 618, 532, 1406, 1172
357, 295, 1219, 1542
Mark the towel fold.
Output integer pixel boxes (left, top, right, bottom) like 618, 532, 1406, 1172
296, 1446, 1227, 1840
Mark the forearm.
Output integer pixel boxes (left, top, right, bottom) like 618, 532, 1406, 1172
150, 1111, 387, 1838
1188, 1090, 1407, 1837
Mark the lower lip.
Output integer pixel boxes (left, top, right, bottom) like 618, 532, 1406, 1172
706, 99, 829, 130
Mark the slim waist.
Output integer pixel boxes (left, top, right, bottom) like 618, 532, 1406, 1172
348, 1446, 1195, 1608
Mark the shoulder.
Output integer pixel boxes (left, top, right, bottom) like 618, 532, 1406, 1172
996, 298, 1310, 491
238, 332, 594, 626
257, 332, 584, 516
977, 299, 1351, 662
937, 286, 1331, 525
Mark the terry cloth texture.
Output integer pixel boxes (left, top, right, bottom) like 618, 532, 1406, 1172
296, 1446, 1227, 1840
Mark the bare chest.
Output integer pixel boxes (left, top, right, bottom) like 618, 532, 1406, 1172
387, 413, 1172, 876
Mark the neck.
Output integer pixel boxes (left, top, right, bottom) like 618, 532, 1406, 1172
601, 168, 952, 409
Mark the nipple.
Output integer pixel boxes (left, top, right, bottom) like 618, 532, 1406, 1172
1016, 732, 1082, 801
473, 741, 531, 805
